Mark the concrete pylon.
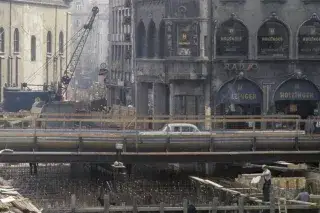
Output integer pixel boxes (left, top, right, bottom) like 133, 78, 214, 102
153, 83, 168, 129
137, 82, 149, 116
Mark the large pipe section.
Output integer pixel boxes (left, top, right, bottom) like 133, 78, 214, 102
0, 151, 320, 163
0, 129, 316, 152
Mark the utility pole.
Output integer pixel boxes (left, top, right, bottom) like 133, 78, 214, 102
205, 0, 213, 130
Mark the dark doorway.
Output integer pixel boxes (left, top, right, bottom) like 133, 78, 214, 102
275, 100, 317, 129
175, 95, 199, 116
273, 78, 320, 130
275, 100, 317, 119
219, 103, 262, 129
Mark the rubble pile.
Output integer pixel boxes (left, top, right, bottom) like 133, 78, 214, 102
0, 177, 41, 213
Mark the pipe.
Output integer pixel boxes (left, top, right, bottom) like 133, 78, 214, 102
0, 151, 320, 164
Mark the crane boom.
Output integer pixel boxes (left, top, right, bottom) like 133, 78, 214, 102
56, 6, 99, 101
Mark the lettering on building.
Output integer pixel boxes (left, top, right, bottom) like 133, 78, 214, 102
220, 36, 243, 42
231, 93, 257, 101
224, 63, 258, 71
298, 17, 320, 56
258, 21, 289, 57
279, 92, 315, 99
216, 20, 248, 57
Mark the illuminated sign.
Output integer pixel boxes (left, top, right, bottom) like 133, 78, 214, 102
177, 24, 191, 56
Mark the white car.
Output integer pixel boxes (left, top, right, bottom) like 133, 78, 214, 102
139, 123, 212, 136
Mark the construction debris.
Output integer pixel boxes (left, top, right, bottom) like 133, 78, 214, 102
275, 161, 308, 170
189, 176, 264, 203
243, 162, 308, 172
0, 177, 41, 213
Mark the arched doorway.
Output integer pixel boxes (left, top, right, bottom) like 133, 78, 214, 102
274, 78, 320, 120
216, 78, 263, 129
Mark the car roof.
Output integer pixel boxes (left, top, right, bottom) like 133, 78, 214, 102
167, 123, 197, 127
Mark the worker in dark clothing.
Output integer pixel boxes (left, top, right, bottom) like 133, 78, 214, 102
260, 165, 272, 202
295, 189, 310, 202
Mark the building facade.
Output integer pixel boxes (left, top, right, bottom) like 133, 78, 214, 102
134, 0, 320, 120
69, 0, 109, 100
0, 0, 72, 99
107, 0, 133, 106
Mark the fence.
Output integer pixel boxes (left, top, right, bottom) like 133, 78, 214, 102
42, 194, 320, 213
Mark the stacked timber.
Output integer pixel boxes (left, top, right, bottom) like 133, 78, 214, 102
235, 174, 306, 199
0, 177, 41, 213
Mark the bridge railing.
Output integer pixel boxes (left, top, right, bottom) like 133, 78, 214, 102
42, 194, 319, 213
0, 113, 305, 131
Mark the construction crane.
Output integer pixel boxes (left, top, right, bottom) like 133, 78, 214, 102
56, 6, 99, 101
3, 6, 99, 112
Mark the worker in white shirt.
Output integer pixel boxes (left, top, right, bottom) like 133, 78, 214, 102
260, 165, 272, 202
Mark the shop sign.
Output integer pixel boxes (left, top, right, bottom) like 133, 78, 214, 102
217, 79, 262, 105
258, 21, 289, 57
274, 79, 320, 101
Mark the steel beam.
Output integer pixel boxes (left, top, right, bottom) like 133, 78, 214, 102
0, 151, 319, 163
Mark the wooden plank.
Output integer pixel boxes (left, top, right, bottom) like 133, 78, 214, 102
190, 176, 264, 203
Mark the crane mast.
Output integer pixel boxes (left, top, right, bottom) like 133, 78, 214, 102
56, 6, 99, 101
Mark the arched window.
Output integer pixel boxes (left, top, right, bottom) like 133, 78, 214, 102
47, 31, 52, 54
147, 19, 156, 58
298, 14, 320, 57
13, 28, 19, 53
136, 21, 146, 58
59, 31, 64, 54
257, 19, 289, 57
31, 35, 36, 61
0, 27, 4, 53
216, 19, 249, 57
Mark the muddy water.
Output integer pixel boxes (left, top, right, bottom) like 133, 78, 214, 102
0, 163, 212, 211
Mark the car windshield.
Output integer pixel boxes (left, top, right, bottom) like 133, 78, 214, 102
161, 125, 168, 131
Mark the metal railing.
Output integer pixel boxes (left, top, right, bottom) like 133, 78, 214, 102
0, 113, 306, 131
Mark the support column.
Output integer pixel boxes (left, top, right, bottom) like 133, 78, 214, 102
137, 82, 148, 116
153, 83, 168, 129
169, 83, 175, 116
262, 83, 272, 129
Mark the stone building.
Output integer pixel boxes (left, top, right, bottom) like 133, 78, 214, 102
107, 0, 133, 106
0, 0, 72, 100
134, 0, 320, 120
69, 0, 109, 98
